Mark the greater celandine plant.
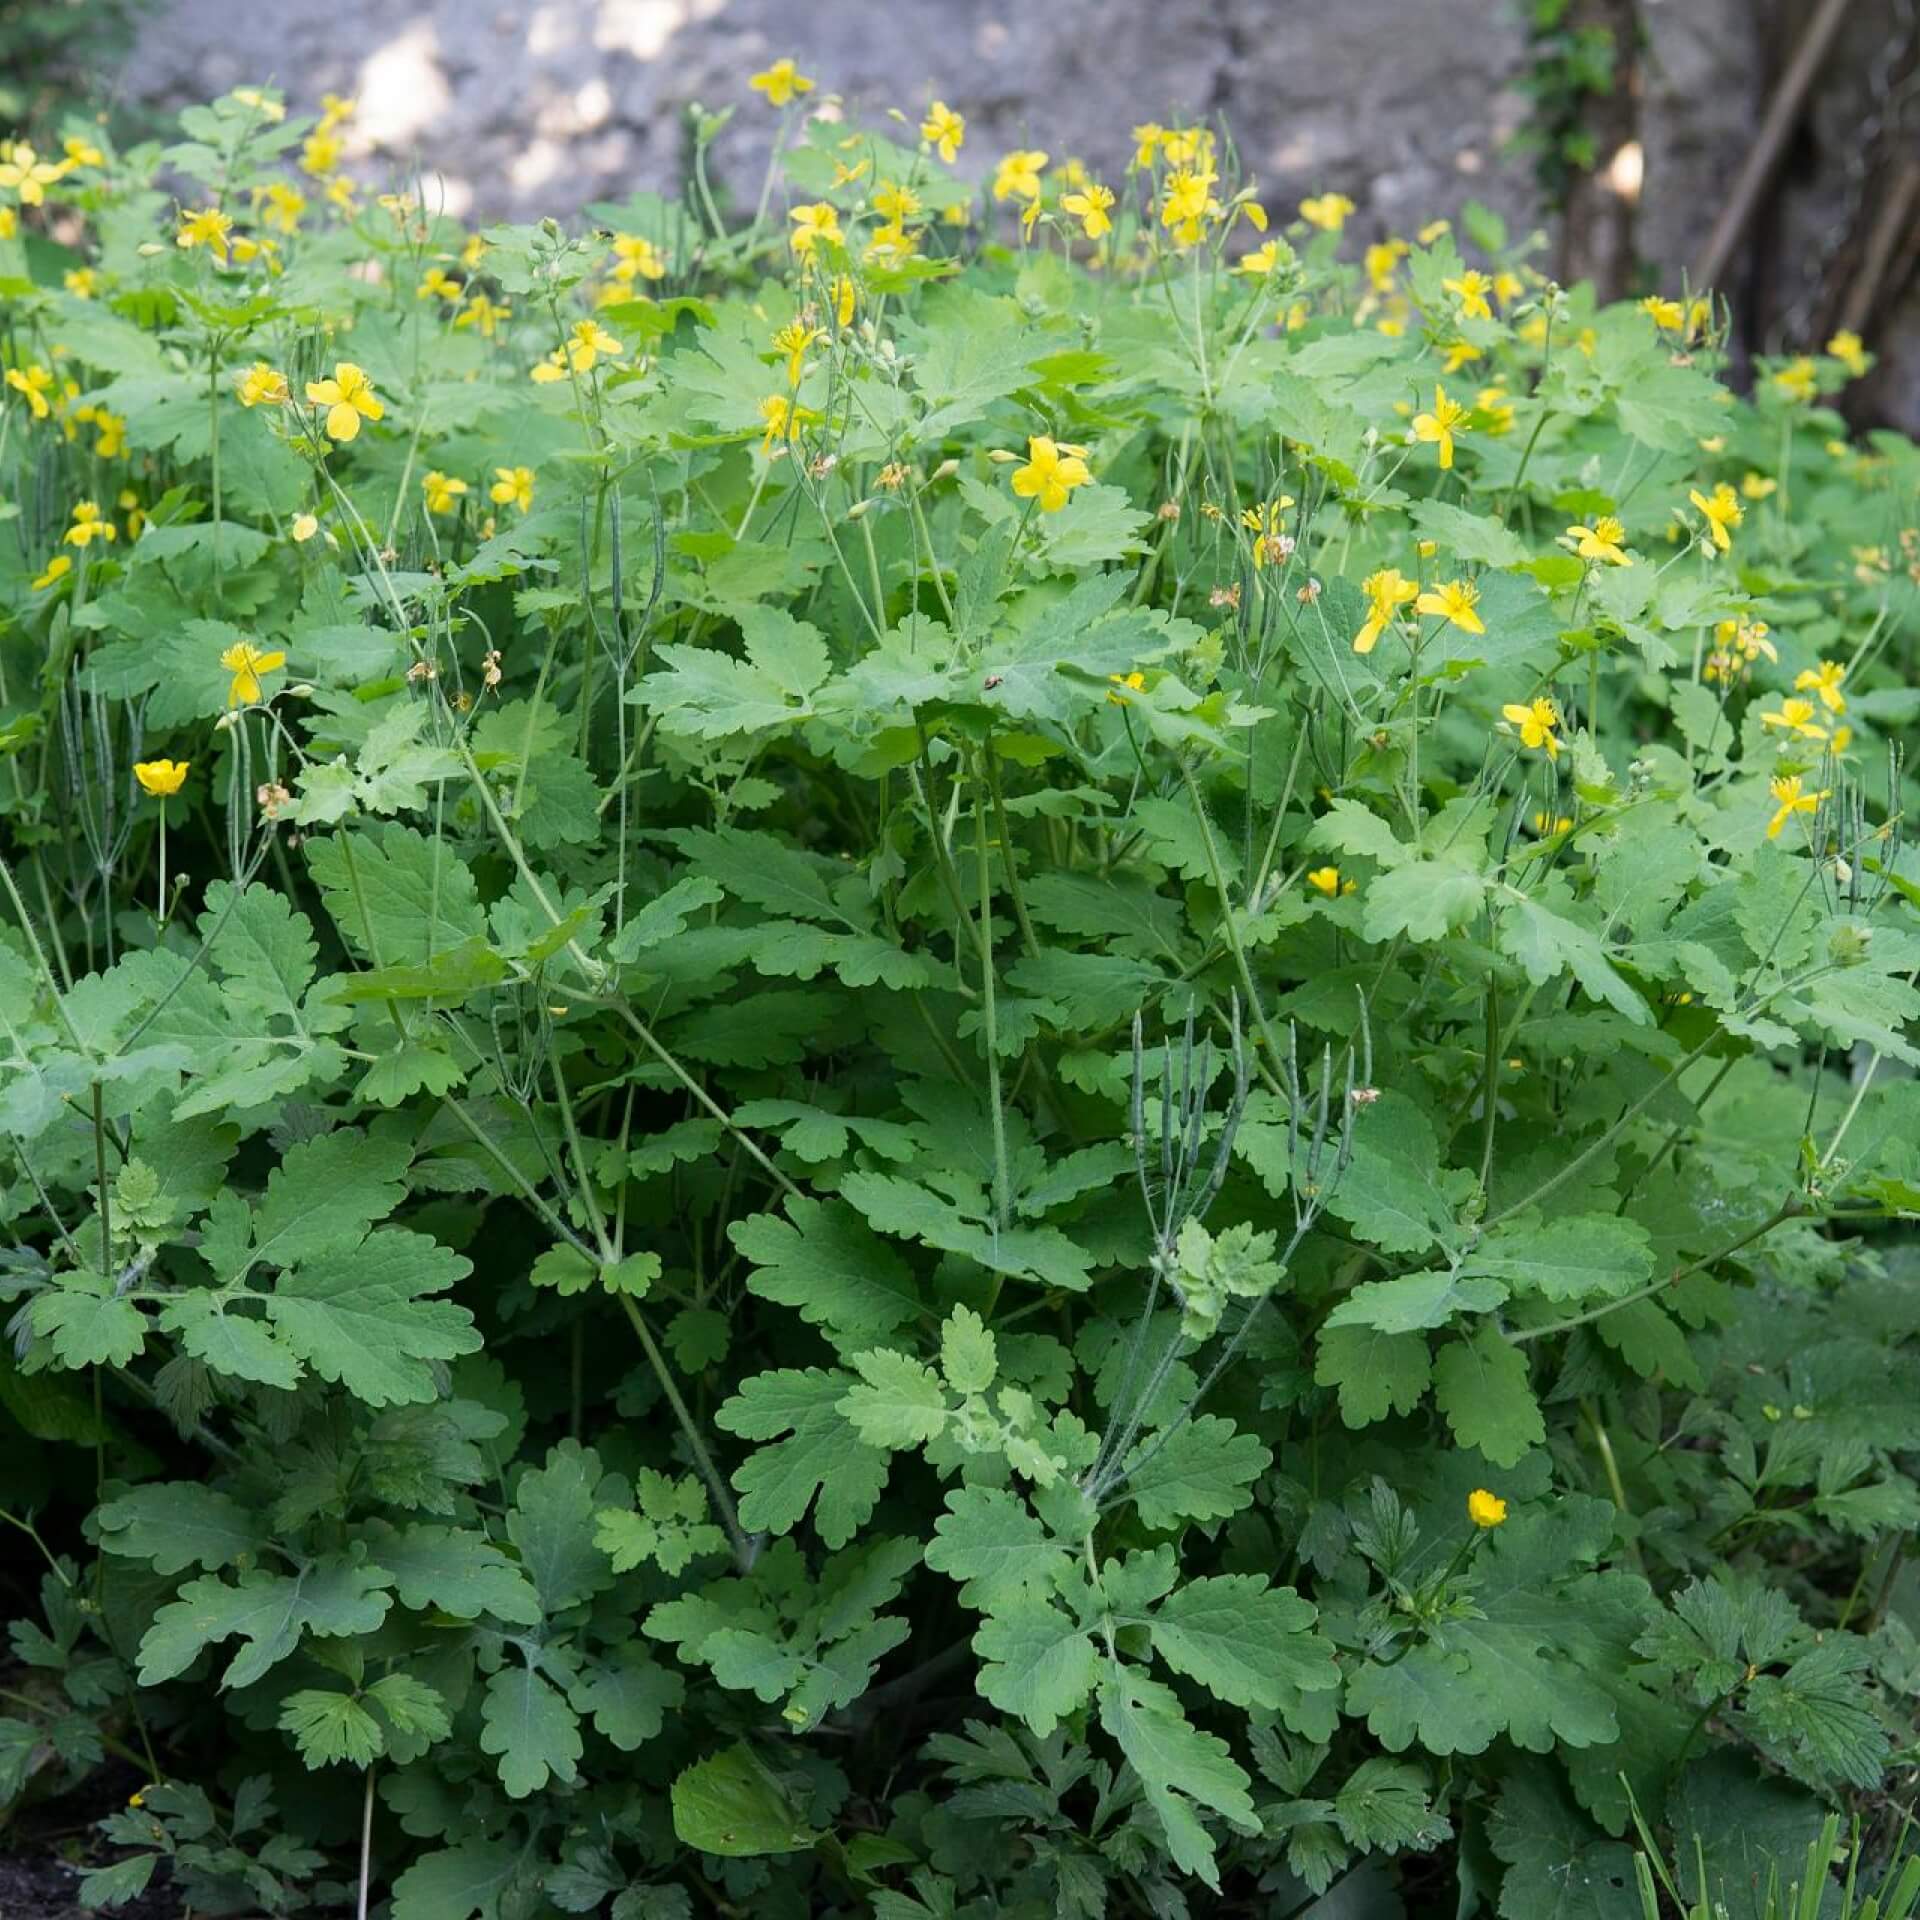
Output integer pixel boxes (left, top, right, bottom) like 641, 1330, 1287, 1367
0, 61, 1917, 1920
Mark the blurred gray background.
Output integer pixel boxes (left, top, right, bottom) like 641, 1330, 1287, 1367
104, 0, 1920, 428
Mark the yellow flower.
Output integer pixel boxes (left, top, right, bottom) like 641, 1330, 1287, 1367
772, 319, 823, 387
1298, 191, 1354, 231
749, 58, 814, 107
254, 182, 306, 233
1130, 122, 1167, 167
176, 206, 233, 262
1418, 578, 1485, 634
118, 490, 145, 541
490, 466, 535, 513
63, 266, 101, 299
1467, 1488, 1508, 1529
1772, 356, 1818, 404
1365, 238, 1407, 290
1107, 670, 1145, 704
423, 471, 468, 515
1792, 659, 1847, 713
291, 513, 319, 542
1238, 240, 1281, 278
563, 319, 624, 372
1640, 295, 1684, 331
610, 232, 665, 282
0, 140, 69, 204
461, 232, 489, 271
1061, 182, 1115, 240
1739, 470, 1777, 500
921, 100, 966, 164
1443, 269, 1494, 321
1411, 384, 1468, 469
1160, 164, 1218, 242
228, 233, 280, 273
1009, 435, 1091, 512
318, 92, 356, 132
1565, 517, 1631, 567
1759, 696, 1827, 741
788, 201, 843, 255
1353, 567, 1417, 654
230, 88, 283, 123
454, 292, 511, 338
1159, 127, 1210, 167
871, 181, 922, 228
1491, 269, 1524, 307
1440, 336, 1483, 375
237, 362, 288, 408
1473, 384, 1515, 435
7, 363, 54, 419
1306, 866, 1342, 897
829, 274, 856, 327
1688, 483, 1742, 551
1241, 497, 1295, 567
220, 639, 286, 707
1766, 775, 1828, 841
31, 553, 72, 591
757, 393, 821, 452
62, 501, 116, 548
417, 266, 461, 302
305, 362, 383, 442
993, 150, 1048, 204
1502, 696, 1560, 758
86, 409, 126, 459
134, 758, 189, 797
61, 133, 104, 167
1826, 329, 1868, 378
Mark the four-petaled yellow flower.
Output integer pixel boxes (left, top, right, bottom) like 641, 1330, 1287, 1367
1411, 384, 1468, 469
306, 362, 383, 442
1826, 330, 1868, 379
63, 501, 116, 548
992, 150, 1048, 204
1566, 517, 1631, 567
220, 639, 285, 707
1467, 1488, 1508, 1529
32, 553, 72, 590
1502, 696, 1560, 758
1443, 269, 1493, 321
1306, 866, 1342, 897
0, 140, 70, 204
1760, 696, 1827, 741
1353, 567, 1418, 654
6, 363, 54, 419
610, 233, 665, 282
1237, 240, 1282, 278
255, 181, 306, 233
789, 202, 843, 255
1766, 775, 1828, 841
749, 58, 814, 107
1160, 164, 1218, 243
454, 292, 511, 337
921, 100, 965, 164
1793, 659, 1847, 713
1640, 295, 1684, 331
490, 466, 535, 513
176, 206, 232, 261
1061, 182, 1115, 240
563, 319, 624, 372
1688, 483, 1742, 551
1298, 191, 1354, 231
134, 759, 190, 797
1009, 435, 1091, 512
423, 471, 468, 515
238, 362, 288, 408
1418, 578, 1485, 634
1772, 357, 1818, 404
1107, 670, 1145, 704
417, 266, 461, 302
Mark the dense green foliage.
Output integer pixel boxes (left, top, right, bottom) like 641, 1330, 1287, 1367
1, 78, 1918, 1920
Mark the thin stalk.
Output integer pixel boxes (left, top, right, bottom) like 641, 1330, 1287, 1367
615, 1293, 753, 1572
